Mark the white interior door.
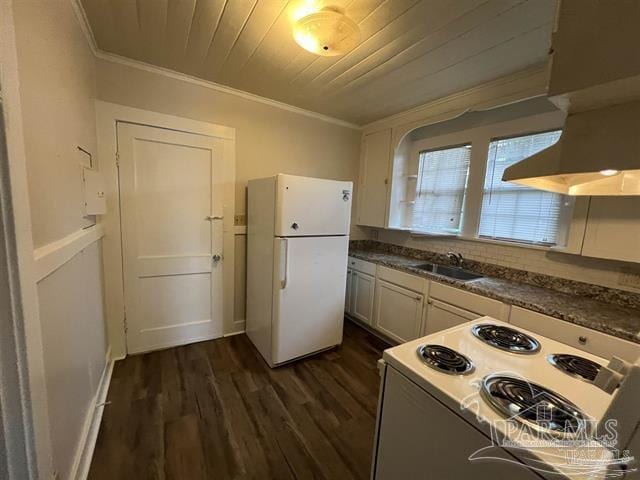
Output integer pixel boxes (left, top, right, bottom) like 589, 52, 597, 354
118, 122, 225, 354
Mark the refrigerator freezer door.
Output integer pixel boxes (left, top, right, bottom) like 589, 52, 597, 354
275, 174, 352, 236
272, 235, 349, 365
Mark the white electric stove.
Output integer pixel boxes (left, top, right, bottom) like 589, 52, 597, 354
372, 317, 639, 480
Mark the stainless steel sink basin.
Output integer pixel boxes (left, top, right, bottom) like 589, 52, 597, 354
414, 263, 484, 281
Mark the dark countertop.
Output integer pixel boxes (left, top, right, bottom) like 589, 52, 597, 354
349, 248, 640, 345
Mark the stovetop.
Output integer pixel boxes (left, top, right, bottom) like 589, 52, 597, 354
547, 353, 602, 383
382, 317, 613, 479
471, 323, 540, 354
417, 344, 474, 375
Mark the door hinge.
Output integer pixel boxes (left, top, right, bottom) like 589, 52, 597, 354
123, 313, 128, 333
115, 151, 120, 167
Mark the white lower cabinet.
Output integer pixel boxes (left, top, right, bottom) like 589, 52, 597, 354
345, 269, 353, 314
423, 299, 480, 335
374, 279, 424, 343
421, 282, 509, 335
351, 271, 375, 325
509, 306, 640, 362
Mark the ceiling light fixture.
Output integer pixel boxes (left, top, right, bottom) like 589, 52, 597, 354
292, 5, 360, 57
599, 169, 620, 176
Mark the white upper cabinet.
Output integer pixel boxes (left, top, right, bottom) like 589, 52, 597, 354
357, 129, 392, 228
581, 197, 640, 263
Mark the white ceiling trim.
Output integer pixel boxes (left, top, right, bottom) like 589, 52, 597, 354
70, 0, 361, 130
362, 62, 549, 133
70, 0, 99, 56
94, 50, 361, 130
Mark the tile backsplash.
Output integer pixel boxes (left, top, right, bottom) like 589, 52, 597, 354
374, 229, 640, 294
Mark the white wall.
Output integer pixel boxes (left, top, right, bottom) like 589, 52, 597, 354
36, 242, 106, 479
10, 0, 108, 478
95, 58, 362, 219
94, 58, 364, 328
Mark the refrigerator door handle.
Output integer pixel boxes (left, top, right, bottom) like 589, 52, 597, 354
280, 238, 289, 289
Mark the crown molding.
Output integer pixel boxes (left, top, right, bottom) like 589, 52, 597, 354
362, 63, 550, 133
70, 0, 99, 56
70, 0, 360, 130
95, 51, 362, 129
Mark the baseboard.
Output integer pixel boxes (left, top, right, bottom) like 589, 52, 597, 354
70, 348, 114, 480
225, 319, 246, 337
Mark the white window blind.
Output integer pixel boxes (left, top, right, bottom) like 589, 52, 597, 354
479, 130, 564, 245
412, 144, 471, 235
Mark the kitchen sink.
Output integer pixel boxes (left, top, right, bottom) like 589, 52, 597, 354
414, 263, 484, 281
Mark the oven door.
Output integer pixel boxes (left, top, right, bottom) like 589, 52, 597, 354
373, 366, 544, 479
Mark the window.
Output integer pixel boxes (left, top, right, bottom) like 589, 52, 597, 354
479, 130, 564, 245
412, 144, 471, 235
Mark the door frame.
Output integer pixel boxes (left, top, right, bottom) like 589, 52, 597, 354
96, 101, 236, 359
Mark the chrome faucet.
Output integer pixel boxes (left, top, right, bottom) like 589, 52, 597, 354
446, 252, 463, 268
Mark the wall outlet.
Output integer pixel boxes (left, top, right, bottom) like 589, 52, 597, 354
618, 268, 640, 290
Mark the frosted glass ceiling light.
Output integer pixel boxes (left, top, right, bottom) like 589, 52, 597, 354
293, 6, 360, 57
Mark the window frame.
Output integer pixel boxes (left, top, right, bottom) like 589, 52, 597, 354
412, 142, 472, 236
406, 111, 586, 250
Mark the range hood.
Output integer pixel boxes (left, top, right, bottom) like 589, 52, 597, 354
503, 100, 640, 196
502, 0, 640, 196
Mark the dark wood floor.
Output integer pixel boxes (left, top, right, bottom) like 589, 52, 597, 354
88, 320, 389, 480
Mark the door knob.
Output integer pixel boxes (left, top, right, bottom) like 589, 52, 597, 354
212, 254, 221, 262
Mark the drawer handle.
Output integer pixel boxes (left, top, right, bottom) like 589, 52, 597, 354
578, 336, 588, 345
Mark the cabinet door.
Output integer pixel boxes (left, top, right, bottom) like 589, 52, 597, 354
374, 279, 423, 343
357, 129, 392, 227
423, 299, 479, 335
581, 197, 640, 263
345, 269, 353, 314
352, 272, 375, 325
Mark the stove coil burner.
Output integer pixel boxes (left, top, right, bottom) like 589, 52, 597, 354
481, 374, 590, 438
417, 344, 474, 375
471, 324, 540, 354
548, 354, 602, 383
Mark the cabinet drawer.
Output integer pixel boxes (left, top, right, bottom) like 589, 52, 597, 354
347, 256, 376, 276
429, 282, 508, 320
509, 306, 640, 362
377, 265, 425, 293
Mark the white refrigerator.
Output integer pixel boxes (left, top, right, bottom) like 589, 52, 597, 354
246, 174, 353, 367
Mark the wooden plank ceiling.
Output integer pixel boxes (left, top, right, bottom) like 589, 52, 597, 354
81, 0, 556, 125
